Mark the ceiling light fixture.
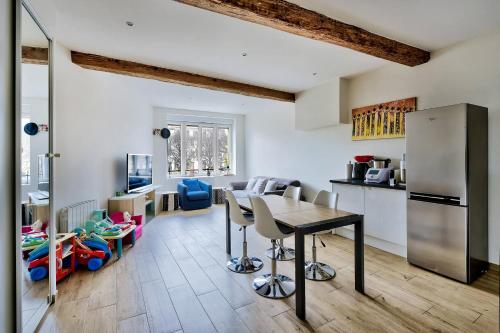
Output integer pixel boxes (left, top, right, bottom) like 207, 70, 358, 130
126, 21, 135, 27
312, 72, 318, 76
241, 52, 247, 57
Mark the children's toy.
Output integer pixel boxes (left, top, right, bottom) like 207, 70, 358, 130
27, 233, 76, 282
109, 211, 143, 241
73, 228, 112, 270
100, 224, 136, 259
123, 211, 132, 223
22, 233, 47, 248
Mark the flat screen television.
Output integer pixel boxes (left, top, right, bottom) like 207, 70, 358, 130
127, 153, 153, 193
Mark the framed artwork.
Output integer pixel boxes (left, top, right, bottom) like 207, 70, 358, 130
351, 97, 416, 141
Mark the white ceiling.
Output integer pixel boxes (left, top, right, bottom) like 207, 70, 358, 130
27, 0, 500, 112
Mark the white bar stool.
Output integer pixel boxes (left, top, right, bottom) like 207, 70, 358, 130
225, 190, 263, 273
250, 195, 295, 299
305, 190, 339, 281
266, 185, 301, 261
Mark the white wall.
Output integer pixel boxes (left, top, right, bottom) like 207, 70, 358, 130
153, 107, 246, 191
246, 29, 500, 264
53, 43, 248, 212
54, 44, 154, 211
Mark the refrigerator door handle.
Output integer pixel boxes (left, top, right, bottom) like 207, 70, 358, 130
409, 192, 462, 206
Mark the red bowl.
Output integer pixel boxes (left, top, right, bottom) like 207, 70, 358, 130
354, 155, 374, 163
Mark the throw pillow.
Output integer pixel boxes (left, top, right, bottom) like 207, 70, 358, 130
183, 179, 201, 192
253, 178, 268, 194
245, 177, 258, 191
264, 180, 277, 193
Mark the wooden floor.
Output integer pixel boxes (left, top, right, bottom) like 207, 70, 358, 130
37, 205, 499, 333
23, 258, 49, 329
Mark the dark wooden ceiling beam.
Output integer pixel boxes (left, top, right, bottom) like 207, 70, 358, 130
71, 51, 295, 102
175, 0, 430, 67
22, 46, 48, 65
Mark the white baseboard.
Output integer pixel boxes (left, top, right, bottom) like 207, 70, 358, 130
335, 228, 407, 258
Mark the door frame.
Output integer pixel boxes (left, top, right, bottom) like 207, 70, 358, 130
16, 1, 56, 331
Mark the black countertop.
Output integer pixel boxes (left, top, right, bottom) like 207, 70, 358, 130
330, 179, 406, 191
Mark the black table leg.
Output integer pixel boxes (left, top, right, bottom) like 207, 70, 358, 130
295, 228, 306, 319
225, 199, 231, 255
354, 216, 364, 293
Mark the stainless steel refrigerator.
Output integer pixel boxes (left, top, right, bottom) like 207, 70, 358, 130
406, 103, 488, 283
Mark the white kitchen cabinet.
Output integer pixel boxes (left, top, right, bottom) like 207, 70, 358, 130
364, 187, 407, 246
331, 182, 407, 256
331, 184, 364, 231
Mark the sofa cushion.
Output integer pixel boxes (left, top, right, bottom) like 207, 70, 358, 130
264, 180, 277, 193
245, 177, 258, 191
232, 190, 252, 198
186, 190, 209, 201
253, 178, 268, 194
183, 179, 201, 192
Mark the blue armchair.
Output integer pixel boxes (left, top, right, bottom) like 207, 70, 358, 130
177, 179, 212, 210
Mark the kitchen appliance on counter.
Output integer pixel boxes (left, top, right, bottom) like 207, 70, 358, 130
352, 155, 373, 180
372, 158, 391, 169
365, 167, 392, 183
406, 104, 488, 284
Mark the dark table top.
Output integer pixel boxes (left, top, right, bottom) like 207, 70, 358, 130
330, 179, 406, 191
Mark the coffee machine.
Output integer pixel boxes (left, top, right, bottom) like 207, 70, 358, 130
352, 155, 373, 180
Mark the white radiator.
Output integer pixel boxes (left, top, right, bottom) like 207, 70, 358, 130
59, 199, 98, 232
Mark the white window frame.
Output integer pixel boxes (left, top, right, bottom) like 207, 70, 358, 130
166, 121, 233, 178
21, 115, 31, 185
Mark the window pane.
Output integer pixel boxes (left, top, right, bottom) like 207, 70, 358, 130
217, 127, 230, 174
21, 117, 30, 185
200, 127, 214, 176
185, 125, 199, 176
167, 124, 181, 176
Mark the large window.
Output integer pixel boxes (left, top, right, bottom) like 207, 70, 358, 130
167, 122, 232, 177
21, 116, 30, 185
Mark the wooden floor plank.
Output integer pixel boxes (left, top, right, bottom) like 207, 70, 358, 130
198, 290, 251, 333
154, 254, 187, 289
87, 264, 117, 310
235, 302, 286, 333
168, 284, 217, 333
184, 241, 218, 268
117, 314, 151, 333
164, 237, 192, 261
273, 310, 316, 333
142, 279, 182, 333
136, 251, 163, 283
175, 257, 217, 296
84, 304, 116, 333
203, 264, 254, 309
116, 270, 146, 320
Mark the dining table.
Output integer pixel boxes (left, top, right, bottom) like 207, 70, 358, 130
225, 194, 365, 320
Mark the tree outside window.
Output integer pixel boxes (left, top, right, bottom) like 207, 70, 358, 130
166, 122, 232, 177
167, 124, 181, 176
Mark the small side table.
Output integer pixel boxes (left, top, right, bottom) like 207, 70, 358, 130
161, 191, 179, 211
101, 225, 136, 259
212, 187, 226, 204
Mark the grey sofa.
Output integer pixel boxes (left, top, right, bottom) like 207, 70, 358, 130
229, 176, 301, 198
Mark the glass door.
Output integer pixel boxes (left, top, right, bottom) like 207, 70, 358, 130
18, 2, 55, 331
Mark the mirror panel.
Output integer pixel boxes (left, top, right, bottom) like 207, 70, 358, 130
20, 4, 50, 331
